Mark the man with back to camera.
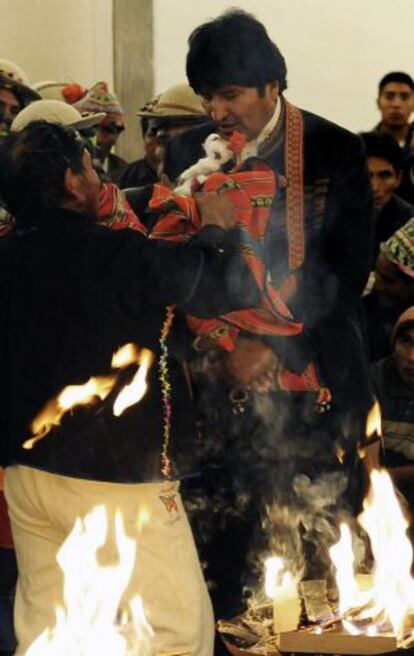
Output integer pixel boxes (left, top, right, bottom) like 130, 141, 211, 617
163, 9, 377, 627
0, 120, 261, 655
373, 72, 414, 204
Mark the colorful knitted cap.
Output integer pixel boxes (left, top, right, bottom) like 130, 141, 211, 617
391, 306, 414, 346
75, 81, 124, 127
381, 217, 414, 279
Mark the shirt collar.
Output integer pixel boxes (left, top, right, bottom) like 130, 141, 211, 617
240, 98, 282, 160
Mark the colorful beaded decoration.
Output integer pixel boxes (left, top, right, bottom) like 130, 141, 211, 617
159, 305, 175, 478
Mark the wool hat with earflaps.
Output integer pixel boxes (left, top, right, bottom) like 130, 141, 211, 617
0, 58, 40, 106
381, 216, 414, 279
74, 81, 125, 128
11, 99, 106, 132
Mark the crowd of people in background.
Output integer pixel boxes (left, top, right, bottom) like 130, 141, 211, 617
0, 9, 413, 656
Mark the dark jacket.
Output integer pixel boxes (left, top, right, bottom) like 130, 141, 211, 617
262, 104, 373, 413
166, 102, 374, 412
0, 208, 259, 482
118, 158, 159, 190
371, 356, 414, 465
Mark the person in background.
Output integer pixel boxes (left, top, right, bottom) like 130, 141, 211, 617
363, 217, 414, 362
75, 81, 127, 183
117, 115, 160, 189
0, 59, 40, 137
360, 131, 414, 259
135, 83, 210, 180
370, 307, 414, 514
373, 72, 414, 204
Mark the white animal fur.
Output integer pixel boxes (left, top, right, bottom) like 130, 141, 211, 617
174, 133, 233, 196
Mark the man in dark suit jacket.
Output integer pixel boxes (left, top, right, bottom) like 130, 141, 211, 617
167, 9, 377, 631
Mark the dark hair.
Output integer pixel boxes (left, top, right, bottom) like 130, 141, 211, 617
378, 71, 414, 94
0, 120, 85, 228
360, 131, 404, 172
186, 9, 287, 95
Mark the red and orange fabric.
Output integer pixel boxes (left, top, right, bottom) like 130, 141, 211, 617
149, 160, 329, 395
150, 159, 303, 348
99, 182, 146, 233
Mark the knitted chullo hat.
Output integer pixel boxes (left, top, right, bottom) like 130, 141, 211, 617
391, 306, 414, 346
74, 81, 124, 127
381, 217, 414, 279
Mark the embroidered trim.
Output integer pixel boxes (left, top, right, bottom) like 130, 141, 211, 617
159, 305, 175, 478
285, 101, 305, 270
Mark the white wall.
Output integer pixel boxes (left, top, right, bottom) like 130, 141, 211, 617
0, 0, 113, 90
153, 0, 414, 133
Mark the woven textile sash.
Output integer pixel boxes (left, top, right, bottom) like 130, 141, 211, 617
284, 100, 305, 270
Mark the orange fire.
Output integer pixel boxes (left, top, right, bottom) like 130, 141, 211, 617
328, 403, 414, 641
26, 505, 153, 655
24, 343, 154, 449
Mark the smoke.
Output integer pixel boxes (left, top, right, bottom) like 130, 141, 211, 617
183, 365, 369, 599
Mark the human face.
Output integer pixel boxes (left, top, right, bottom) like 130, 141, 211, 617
96, 123, 124, 156
374, 253, 413, 302
201, 83, 278, 141
155, 122, 198, 173
394, 327, 414, 388
0, 87, 21, 129
64, 149, 101, 220
377, 82, 414, 130
367, 156, 401, 211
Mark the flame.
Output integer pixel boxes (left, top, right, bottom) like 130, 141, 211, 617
329, 523, 361, 615
328, 468, 414, 640
358, 468, 414, 636
113, 349, 154, 417
24, 376, 116, 448
111, 343, 141, 369
26, 505, 153, 655
264, 555, 298, 599
25, 343, 154, 448
366, 402, 382, 441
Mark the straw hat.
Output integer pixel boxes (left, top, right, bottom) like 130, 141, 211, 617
11, 99, 106, 132
137, 83, 207, 119
0, 58, 40, 106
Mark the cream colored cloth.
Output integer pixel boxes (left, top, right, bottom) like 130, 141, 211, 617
5, 465, 214, 656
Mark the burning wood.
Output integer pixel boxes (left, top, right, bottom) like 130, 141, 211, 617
220, 459, 414, 655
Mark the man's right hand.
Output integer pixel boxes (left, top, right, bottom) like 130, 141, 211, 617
224, 337, 279, 392
194, 191, 235, 230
